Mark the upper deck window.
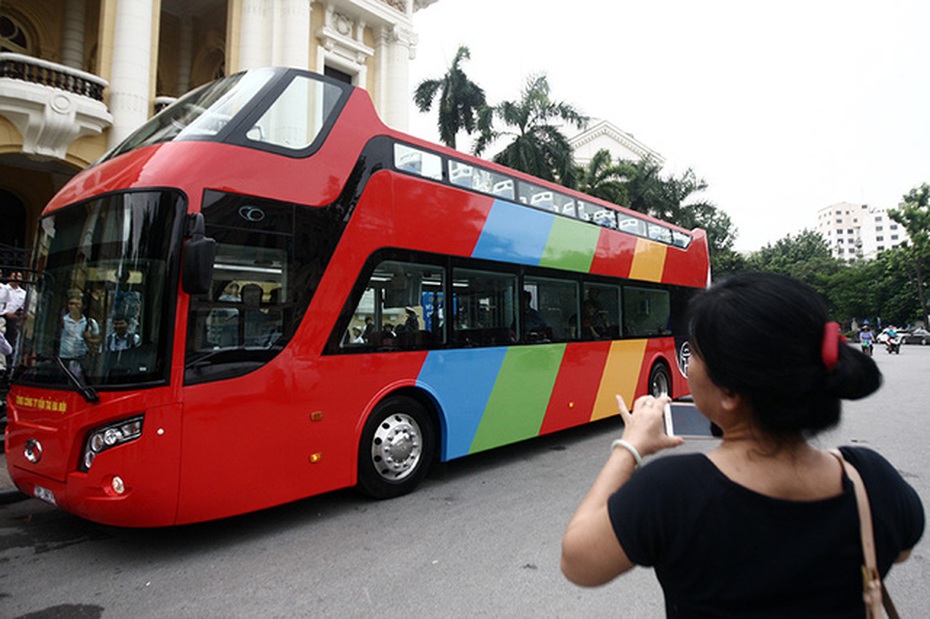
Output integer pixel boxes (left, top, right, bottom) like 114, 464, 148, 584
246, 75, 346, 151
100, 69, 274, 163
99, 68, 351, 163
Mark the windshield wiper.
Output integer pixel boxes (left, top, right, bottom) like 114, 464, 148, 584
50, 356, 99, 403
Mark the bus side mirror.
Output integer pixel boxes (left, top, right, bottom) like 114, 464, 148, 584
182, 213, 216, 295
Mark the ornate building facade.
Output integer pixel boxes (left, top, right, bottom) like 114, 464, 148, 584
0, 0, 437, 262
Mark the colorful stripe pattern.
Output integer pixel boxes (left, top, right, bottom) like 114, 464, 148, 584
416, 340, 654, 460
471, 199, 671, 282
402, 198, 683, 461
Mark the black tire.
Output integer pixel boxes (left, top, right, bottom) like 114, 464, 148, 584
357, 396, 435, 499
648, 363, 672, 399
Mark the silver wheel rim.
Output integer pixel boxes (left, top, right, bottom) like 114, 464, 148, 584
651, 370, 670, 398
370, 413, 423, 482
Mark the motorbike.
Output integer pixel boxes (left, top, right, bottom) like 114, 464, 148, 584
885, 335, 902, 354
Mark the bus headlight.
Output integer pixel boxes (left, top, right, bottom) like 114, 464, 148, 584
80, 416, 144, 472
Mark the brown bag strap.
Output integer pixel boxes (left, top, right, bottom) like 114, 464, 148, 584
830, 449, 900, 619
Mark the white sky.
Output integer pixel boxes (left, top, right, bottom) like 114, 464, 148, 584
406, 0, 930, 252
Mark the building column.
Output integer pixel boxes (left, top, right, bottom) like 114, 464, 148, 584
377, 24, 416, 131
108, 0, 156, 147
272, 0, 311, 69
177, 17, 193, 94
238, 0, 271, 70
60, 0, 87, 70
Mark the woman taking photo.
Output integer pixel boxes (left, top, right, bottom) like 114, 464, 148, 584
561, 272, 924, 616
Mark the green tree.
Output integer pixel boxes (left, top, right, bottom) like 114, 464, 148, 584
889, 183, 930, 324
746, 229, 841, 295
615, 158, 739, 276
616, 157, 664, 215
473, 73, 588, 185
572, 148, 630, 204
413, 45, 486, 150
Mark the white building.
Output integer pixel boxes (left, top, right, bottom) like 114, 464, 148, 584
0, 0, 437, 260
816, 202, 909, 261
568, 118, 664, 167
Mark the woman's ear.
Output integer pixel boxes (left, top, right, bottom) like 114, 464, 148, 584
720, 388, 745, 414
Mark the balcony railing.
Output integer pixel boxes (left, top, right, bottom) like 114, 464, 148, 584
0, 52, 112, 160
0, 52, 106, 101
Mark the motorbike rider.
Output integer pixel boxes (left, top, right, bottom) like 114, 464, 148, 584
885, 325, 901, 353
859, 323, 874, 356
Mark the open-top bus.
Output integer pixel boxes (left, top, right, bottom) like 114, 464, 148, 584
5, 67, 709, 526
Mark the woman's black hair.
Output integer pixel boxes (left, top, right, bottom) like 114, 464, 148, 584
688, 271, 881, 438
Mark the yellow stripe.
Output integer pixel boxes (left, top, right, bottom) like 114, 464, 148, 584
628, 238, 667, 283
591, 340, 648, 421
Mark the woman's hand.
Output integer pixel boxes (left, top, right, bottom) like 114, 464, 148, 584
616, 394, 684, 458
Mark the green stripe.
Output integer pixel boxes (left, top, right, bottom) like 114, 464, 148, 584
539, 216, 600, 272
470, 344, 566, 453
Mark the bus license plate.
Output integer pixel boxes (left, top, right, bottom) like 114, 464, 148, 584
33, 485, 57, 506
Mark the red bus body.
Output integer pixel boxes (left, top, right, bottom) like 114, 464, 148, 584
5, 68, 708, 526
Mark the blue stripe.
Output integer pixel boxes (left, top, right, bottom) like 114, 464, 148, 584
417, 348, 507, 460
471, 200, 554, 265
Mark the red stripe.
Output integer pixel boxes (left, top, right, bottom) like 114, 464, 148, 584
539, 341, 613, 435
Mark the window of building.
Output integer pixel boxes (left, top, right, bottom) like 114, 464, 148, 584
0, 15, 31, 54
324, 66, 353, 84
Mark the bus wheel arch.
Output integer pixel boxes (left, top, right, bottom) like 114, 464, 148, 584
356, 389, 438, 499
648, 361, 672, 399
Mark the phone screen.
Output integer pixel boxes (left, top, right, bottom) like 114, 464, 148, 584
665, 402, 718, 438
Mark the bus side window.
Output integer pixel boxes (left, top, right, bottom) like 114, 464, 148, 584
452, 268, 516, 347
523, 276, 577, 343
343, 260, 445, 352
581, 283, 621, 340
623, 285, 671, 337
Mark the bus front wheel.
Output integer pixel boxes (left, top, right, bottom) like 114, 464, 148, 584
357, 396, 435, 499
649, 363, 671, 399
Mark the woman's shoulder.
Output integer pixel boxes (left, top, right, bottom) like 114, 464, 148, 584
633, 453, 718, 488
837, 445, 899, 476
838, 445, 923, 508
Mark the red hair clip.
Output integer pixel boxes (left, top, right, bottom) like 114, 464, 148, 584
821, 321, 844, 372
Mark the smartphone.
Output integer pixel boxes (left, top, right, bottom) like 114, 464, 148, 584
663, 402, 675, 436
663, 402, 719, 439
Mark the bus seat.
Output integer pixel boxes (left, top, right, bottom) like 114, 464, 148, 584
241, 284, 263, 307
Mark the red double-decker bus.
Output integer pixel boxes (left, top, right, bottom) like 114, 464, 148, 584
5, 67, 709, 526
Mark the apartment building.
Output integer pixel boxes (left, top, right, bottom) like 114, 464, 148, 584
816, 201, 909, 261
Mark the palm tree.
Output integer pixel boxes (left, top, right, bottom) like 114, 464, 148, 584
413, 45, 486, 150
473, 73, 588, 185
573, 148, 631, 205
618, 157, 665, 215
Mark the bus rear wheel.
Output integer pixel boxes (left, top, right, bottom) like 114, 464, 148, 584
649, 363, 671, 399
357, 396, 435, 499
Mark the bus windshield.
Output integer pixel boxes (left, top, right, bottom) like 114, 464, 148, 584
100, 67, 351, 163
15, 191, 185, 390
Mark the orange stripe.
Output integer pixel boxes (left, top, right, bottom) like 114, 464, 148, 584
591, 340, 648, 420
628, 238, 667, 283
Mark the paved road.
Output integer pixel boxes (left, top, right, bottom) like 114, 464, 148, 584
1, 345, 928, 617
